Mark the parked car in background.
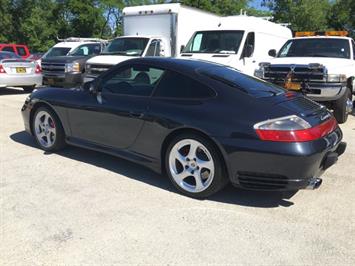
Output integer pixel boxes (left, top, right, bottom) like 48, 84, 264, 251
22, 58, 346, 198
41, 37, 107, 88
0, 51, 42, 92
180, 15, 292, 76
84, 3, 218, 82
254, 31, 355, 123
0, 44, 31, 59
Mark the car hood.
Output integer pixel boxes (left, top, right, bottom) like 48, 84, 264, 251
86, 55, 139, 65
266, 57, 354, 74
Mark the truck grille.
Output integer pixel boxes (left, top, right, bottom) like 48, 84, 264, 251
41, 62, 65, 74
264, 65, 325, 82
86, 64, 112, 76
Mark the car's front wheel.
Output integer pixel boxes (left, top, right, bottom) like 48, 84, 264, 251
32, 107, 66, 152
165, 134, 228, 198
334, 88, 352, 124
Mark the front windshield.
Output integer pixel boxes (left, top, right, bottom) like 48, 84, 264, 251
101, 37, 149, 56
43, 47, 71, 58
278, 38, 351, 59
199, 66, 285, 98
183, 30, 244, 54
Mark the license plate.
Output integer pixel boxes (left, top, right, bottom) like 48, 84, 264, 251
284, 82, 301, 91
16, 67, 26, 73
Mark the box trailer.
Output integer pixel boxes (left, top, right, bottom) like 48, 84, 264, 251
84, 3, 218, 82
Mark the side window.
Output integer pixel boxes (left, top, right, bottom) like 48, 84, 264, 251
154, 71, 216, 99
2, 46, 15, 53
101, 65, 165, 97
241, 32, 255, 58
352, 40, 355, 60
16, 46, 27, 56
87, 44, 102, 55
145, 40, 161, 57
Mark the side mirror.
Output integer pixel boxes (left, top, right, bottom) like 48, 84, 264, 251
180, 45, 185, 53
268, 49, 277, 57
83, 81, 97, 94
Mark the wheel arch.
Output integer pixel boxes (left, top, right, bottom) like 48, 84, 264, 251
160, 127, 231, 180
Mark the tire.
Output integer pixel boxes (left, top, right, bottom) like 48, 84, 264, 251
165, 133, 228, 198
23, 86, 35, 93
32, 106, 66, 152
334, 88, 352, 124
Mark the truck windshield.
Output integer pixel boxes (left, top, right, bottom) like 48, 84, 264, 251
183, 31, 244, 54
43, 47, 71, 58
199, 66, 285, 98
278, 38, 351, 59
101, 38, 149, 56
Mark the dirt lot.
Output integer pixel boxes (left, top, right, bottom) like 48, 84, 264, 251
1, 88, 354, 265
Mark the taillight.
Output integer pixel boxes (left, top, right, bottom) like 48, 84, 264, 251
254, 115, 337, 142
0, 64, 6, 74
35, 64, 42, 74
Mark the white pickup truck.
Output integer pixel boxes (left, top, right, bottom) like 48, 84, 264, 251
255, 33, 355, 123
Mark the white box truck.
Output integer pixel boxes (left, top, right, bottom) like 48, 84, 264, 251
180, 15, 292, 76
84, 3, 218, 82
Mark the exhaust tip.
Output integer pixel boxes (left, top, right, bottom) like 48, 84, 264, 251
306, 178, 322, 190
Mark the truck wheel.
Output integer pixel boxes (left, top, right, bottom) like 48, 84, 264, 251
334, 88, 352, 124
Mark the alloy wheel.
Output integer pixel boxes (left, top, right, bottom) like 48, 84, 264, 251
34, 110, 56, 148
168, 139, 215, 193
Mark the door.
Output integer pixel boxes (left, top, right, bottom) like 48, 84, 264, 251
68, 64, 165, 149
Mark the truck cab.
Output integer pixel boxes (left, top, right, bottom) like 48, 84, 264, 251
180, 15, 292, 76
84, 36, 167, 82
41, 38, 107, 88
255, 32, 355, 123
0, 44, 31, 59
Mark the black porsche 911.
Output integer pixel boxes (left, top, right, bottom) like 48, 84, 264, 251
21, 58, 346, 198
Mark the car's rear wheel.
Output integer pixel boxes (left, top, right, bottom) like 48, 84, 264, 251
32, 107, 66, 152
165, 134, 228, 198
23, 86, 35, 93
334, 88, 352, 124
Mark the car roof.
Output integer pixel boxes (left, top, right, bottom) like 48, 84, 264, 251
291, 36, 352, 41
125, 57, 223, 73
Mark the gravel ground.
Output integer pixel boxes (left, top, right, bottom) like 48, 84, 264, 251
1, 88, 354, 265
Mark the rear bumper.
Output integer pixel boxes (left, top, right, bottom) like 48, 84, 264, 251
218, 127, 345, 191
43, 72, 82, 88
0, 74, 42, 87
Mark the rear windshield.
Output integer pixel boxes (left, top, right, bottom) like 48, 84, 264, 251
0, 51, 21, 60
278, 38, 351, 59
199, 66, 286, 98
43, 47, 71, 58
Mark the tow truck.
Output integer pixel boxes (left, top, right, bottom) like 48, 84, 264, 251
255, 31, 354, 123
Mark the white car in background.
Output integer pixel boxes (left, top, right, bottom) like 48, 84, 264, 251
0, 51, 42, 92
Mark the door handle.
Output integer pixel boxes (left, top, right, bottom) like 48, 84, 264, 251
129, 111, 144, 118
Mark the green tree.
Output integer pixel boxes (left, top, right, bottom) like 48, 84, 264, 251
329, 0, 355, 35
263, 0, 332, 31
0, 0, 14, 43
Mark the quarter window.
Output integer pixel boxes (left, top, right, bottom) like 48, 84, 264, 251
101, 65, 165, 97
154, 71, 216, 99
241, 32, 255, 58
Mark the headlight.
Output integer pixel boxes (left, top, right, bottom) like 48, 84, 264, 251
326, 74, 347, 83
65, 62, 80, 73
254, 68, 264, 78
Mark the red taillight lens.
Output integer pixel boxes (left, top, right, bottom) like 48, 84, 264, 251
255, 115, 337, 142
0, 64, 6, 74
35, 64, 42, 74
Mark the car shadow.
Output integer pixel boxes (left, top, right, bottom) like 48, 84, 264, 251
10, 131, 297, 208
0, 87, 28, 95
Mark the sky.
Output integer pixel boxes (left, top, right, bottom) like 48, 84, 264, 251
249, 0, 269, 10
